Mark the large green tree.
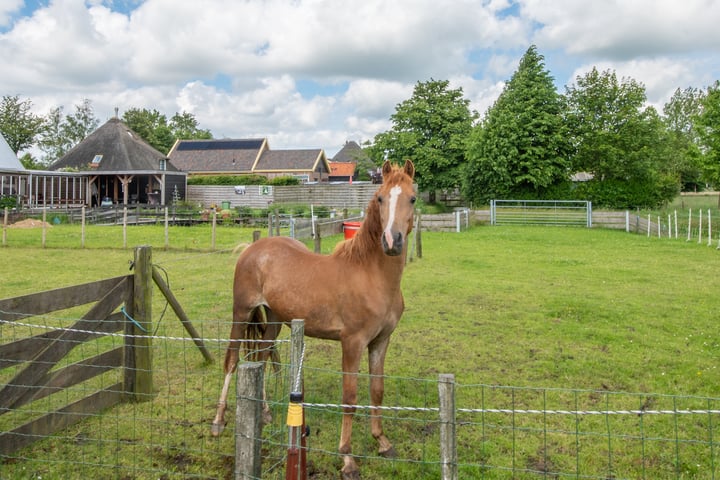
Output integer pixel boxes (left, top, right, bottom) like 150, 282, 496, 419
0, 95, 44, 154
564, 68, 677, 208
123, 108, 211, 154
463, 45, 570, 204
38, 99, 100, 165
696, 81, 720, 198
662, 87, 705, 191
368, 79, 476, 201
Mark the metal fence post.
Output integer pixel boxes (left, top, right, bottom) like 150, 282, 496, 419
439, 373, 457, 480
235, 362, 265, 480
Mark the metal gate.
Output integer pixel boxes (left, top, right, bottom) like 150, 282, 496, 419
490, 200, 592, 227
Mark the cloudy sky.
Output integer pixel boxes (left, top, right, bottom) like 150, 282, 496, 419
1, 0, 719, 157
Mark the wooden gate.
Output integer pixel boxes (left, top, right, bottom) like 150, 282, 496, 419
0, 246, 154, 455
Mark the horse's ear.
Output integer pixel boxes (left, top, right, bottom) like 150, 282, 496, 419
381, 160, 392, 177
403, 159, 415, 179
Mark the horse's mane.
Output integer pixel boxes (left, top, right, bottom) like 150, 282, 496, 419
332, 196, 383, 263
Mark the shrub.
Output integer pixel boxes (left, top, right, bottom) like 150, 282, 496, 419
187, 175, 268, 185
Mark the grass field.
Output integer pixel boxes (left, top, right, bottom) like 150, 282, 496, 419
1, 224, 720, 478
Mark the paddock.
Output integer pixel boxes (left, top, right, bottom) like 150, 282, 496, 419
2, 226, 720, 478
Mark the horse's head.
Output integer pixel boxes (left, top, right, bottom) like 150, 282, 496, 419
375, 159, 416, 256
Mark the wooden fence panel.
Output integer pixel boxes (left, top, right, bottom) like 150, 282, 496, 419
0, 246, 154, 456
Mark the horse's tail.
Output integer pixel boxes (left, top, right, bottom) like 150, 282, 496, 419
232, 242, 250, 255
243, 305, 280, 372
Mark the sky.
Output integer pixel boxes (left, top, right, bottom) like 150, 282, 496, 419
0, 0, 719, 158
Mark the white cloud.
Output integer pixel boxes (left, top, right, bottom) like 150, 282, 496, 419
0, 0, 718, 157
0, 0, 21, 27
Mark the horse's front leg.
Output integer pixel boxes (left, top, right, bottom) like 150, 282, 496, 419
368, 336, 396, 457
339, 340, 363, 480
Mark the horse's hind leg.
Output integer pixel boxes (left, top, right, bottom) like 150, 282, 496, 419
211, 331, 242, 436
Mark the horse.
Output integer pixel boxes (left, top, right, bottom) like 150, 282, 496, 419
211, 159, 416, 479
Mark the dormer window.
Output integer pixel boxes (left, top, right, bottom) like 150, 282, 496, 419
90, 154, 102, 168
159, 159, 166, 171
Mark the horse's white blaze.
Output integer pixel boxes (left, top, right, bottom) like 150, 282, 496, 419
383, 185, 402, 249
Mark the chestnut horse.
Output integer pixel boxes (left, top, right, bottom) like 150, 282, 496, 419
211, 159, 416, 479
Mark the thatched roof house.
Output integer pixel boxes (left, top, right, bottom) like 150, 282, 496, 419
49, 117, 185, 206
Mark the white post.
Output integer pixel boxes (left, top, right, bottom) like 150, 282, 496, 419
647, 213, 651, 237
698, 210, 703, 244
674, 210, 678, 238
668, 214, 672, 238
708, 210, 712, 246
687, 208, 692, 241
625, 211, 629, 232
657, 216, 661, 238
455, 210, 460, 233
311, 204, 316, 238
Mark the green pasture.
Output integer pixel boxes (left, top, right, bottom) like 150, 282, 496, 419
1, 224, 720, 479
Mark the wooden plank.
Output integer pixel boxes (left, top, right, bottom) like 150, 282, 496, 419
0, 278, 129, 411
0, 311, 125, 370
10, 347, 124, 409
0, 383, 123, 456
0, 275, 130, 322
152, 266, 213, 363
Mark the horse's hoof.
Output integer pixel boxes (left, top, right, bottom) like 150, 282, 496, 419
341, 469, 361, 480
211, 422, 225, 437
379, 446, 397, 458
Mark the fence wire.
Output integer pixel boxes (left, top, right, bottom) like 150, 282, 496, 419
2, 318, 719, 479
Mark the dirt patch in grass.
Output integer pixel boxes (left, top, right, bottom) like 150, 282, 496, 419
8, 218, 53, 228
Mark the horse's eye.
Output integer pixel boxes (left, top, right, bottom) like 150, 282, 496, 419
377, 196, 383, 204
410, 196, 416, 204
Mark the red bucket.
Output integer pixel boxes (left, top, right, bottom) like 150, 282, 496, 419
343, 221, 362, 240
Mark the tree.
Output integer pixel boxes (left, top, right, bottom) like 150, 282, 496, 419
368, 79, 476, 202
463, 45, 570, 205
169, 112, 212, 141
564, 68, 678, 208
0, 95, 44, 154
662, 87, 705, 191
123, 108, 212, 154
37, 99, 99, 165
696, 81, 720, 201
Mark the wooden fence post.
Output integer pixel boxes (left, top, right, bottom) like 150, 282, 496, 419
235, 362, 265, 480
211, 210, 217, 250
2, 206, 7, 246
313, 230, 321, 253
415, 214, 423, 259
253, 230, 261, 242
124, 245, 154, 401
439, 373, 457, 480
42, 208, 47, 248
286, 319, 307, 480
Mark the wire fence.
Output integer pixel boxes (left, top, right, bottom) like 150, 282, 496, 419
2, 316, 719, 479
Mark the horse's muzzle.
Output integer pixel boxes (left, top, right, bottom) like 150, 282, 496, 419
382, 231, 404, 256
